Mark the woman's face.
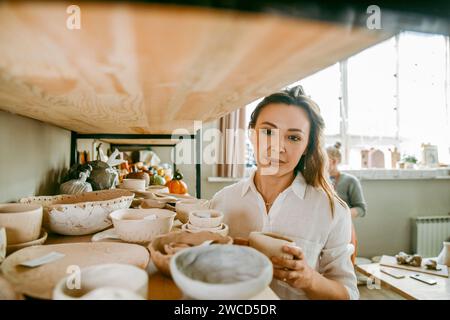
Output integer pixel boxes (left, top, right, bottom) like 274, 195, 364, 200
251, 103, 310, 176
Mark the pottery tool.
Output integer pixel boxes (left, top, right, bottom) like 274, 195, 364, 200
19, 251, 65, 268
379, 255, 448, 278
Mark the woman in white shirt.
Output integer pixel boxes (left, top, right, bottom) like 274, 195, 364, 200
210, 85, 359, 300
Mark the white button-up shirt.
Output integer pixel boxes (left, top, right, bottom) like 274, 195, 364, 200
210, 169, 359, 300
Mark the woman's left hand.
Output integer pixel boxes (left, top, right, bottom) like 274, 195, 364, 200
272, 245, 315, 290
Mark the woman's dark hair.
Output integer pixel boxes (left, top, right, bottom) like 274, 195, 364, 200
249, 85, 345, 215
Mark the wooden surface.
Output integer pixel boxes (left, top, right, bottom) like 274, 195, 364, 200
356, 263, 450, 300
44, 233, 279, 300
0, 2, 391, 134
1, 241, 150, 299
379, 255, 449, 278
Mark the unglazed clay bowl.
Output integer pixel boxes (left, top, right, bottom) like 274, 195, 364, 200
53, 263, 148, 300
6, 228, 48, 255
249, 232, 296, 260
20, 189, 134, 236
170, 244, 273, 300
182, 223, 229, 237
189, 210, 223, 228
0, 204, 43, 244
148, 231, 233, 277
140, 199, 167, 209
110, 208, 176, 244
121, 179, 146, 191
175, 199, 209, 224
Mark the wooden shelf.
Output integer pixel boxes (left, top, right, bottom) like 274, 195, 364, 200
0, 2, 391, 134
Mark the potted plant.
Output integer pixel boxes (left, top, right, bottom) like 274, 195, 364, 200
400, 155, 418, 169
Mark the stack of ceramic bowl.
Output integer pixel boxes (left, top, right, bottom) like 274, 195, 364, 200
175, 199, 210, 224
181, 209, 229, 237
0, 203, 46, 255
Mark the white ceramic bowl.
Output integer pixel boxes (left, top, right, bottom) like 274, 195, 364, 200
121, 179, 146, 191
189, 209, 223, 228
175, 199, 209, 224
170, 244, 273, 300
110, 208, 176, 243
53, 263, 148, 300
181, 223, 229, 237
20, 189, 134, 236
0, 204, 43, 244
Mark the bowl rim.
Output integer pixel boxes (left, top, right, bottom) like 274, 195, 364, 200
189, 209, 223, 219
169, 244, 272, 290
110, 208, 176, 221
0, 203, 43, 214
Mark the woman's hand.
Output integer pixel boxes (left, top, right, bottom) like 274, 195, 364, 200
272, 245, 315, 290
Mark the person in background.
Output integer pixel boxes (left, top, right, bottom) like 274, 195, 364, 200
326, 142, 367, 219
327, 142, 367, 264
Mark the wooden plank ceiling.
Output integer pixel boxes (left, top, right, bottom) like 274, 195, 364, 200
0, 1, 392, 134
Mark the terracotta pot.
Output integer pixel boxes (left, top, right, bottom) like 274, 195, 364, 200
175, 199, 209, 223
0, 204, 43, 244
110, 208, 176, 244
188, 209, 223, 228
148, 231, 233, 277
53, 263, 148, 300
249, 232, 296, 260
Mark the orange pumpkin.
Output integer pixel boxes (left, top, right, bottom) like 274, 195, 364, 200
166, 169, 188, 194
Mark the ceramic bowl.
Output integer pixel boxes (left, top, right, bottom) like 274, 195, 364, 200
110, 208, 176, 244
140, 199, 167, 209
170, 244, 273, 300
148, 231, 233, 277
175, 199, 209, 224
189, 210, 223, 228
6, 228, 48, 255
121, 179, 146, 191
181, 223, 229, 237
0, 204, 43, 244
0, 227, 6, 263
53, 263, 148, 300
248, 232, 296, 260
20, 189, 134, 236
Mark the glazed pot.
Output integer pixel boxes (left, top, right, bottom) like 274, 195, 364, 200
53, 263, 148, 300
0, 204, 43, 244
249, 232, 296, 260
188, 209, 223, 228
110, 208, 176, 244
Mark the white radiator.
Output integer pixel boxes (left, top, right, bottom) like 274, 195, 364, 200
412, 216, 450, 257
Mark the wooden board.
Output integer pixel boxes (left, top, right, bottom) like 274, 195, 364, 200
0, 2, 392, 134
380, 255, 449, 278
356, 263, 450, 300
0, 242, 150, 299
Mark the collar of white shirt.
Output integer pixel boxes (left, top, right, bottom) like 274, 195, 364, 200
240, 169, 307, 199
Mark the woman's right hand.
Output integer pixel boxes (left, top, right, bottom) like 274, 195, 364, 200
233, 237, 249, 246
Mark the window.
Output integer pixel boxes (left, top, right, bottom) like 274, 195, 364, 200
244, 31, 450, 168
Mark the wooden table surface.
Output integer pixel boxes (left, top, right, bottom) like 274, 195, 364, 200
356, 263, 450, 300
45, 233, 279, 300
